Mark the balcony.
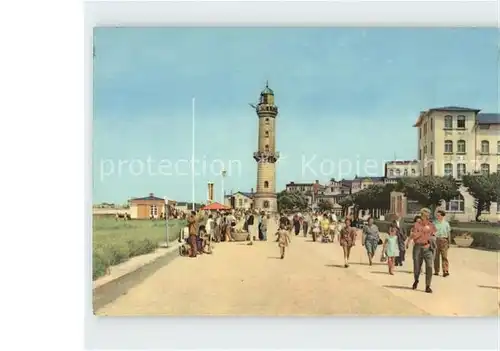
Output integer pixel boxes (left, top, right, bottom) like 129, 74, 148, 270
253, 151, 280, 163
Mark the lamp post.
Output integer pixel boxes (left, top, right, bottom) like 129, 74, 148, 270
164, 196, 170, 248
221, 169, 227, 204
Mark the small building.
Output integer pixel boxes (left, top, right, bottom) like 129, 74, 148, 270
129, 193, 173, 219
224, 191, 254, 210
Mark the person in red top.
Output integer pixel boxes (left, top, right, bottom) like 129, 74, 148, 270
406, 208, 436, 293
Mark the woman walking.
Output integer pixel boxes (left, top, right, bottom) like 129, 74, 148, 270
362, 217, 380, 266
276, 224, 291, 259
339, 218, 357, 267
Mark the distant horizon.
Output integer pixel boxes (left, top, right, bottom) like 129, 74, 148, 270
93, 27, 498, 204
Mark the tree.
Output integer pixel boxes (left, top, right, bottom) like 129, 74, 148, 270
338, 195, 354, 216
395, 176, 460, 213
317, 199, 333, 212
462, 172, 500, 221
277, 190, 309, 212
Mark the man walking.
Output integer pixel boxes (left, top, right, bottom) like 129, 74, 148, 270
187, 211, 198, 258
407, 208, 436, 293
246, 210, 255, 245
434, 210, 451, 277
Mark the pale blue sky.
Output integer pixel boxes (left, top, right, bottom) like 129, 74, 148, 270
93, 28, 498, 204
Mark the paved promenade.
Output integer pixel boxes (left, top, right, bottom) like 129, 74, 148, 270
96, 220, 499, 316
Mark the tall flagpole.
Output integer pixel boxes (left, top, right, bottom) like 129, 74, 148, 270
191, 97, 195, 211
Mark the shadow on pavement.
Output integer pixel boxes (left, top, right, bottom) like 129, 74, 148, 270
325, 264, 346, 268
349, 262, 385, 266
477, 285, 500, 290
371, 270, 414, 275
267, 256, 282, 259
383, 284, 414, 291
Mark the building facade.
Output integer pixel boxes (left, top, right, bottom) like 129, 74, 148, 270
385, 160, 420, 178
350, 176, 385, 193
413, 107, 500, 221
224, 192, 254, 210
252, 82, 279, 212
129, 193, 171, 219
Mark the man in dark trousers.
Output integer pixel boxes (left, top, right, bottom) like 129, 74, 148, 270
187, 211, 198, 258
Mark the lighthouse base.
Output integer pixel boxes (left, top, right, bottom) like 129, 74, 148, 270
253, 193, 278, 213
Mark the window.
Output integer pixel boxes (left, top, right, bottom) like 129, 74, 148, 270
444, 163, 453, 176
444, 115, 453, 129
423, 122, 427, 137
457, 115, 466, 129
150, 205, 158, 217
419, 149, 422, 160
404, 169, 408, 176
264, 144, 269, 152
263, 200, 270, 208
264, 181, 269, 188
457, 163, 466, 179
444, 140, 453, 153
445, 195, 465, 213
430, 142, 434, 156
238, 199, 243, 207
418, 127, 422, 140
411, 169, 416, 175
498, 164, 500, 174
430, 118, 433, 131
480, 140, 489, 154
430, 164, 434, 176
424, 145, 427, 155
264, 130, 269, 137
480, 163, 490, 175
265, 118, 269, 124
389, 169, 394, 176
497, 141, 500, 154
457, 140, 466, 153
395, 169, 401, 176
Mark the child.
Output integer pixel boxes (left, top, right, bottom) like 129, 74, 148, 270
382, 224, 400, 275
312, 218, 321, 242
276, 224, 291, 259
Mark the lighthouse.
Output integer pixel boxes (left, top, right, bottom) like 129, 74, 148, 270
252, 82, 279, 212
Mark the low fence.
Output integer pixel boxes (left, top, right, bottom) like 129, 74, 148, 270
374, 220, 500, 251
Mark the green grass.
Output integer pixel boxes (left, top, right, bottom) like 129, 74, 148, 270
92, 217, 186, 280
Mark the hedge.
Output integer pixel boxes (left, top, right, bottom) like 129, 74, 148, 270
92, 218, 186, 280
374, 220, 500, 251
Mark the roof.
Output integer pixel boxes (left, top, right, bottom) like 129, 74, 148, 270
225, 191, 254, 198
353, 176, 385, 182
286, 182, 315, 186
201, 202, 230, 211
429, 106, 480, 112
477, 113, 500, 125
261, 81, 274, 95
413, 106, 482, 127
386, 160, 418, 165
130, 193, 164, 202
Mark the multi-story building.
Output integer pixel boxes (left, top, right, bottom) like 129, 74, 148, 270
413, 106, 500, 220
385, 160, 420, 178
350, 176, 385, 193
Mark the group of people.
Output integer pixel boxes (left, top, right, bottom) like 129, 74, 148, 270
361, 208, 451, 293
278, 208, 451, 294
